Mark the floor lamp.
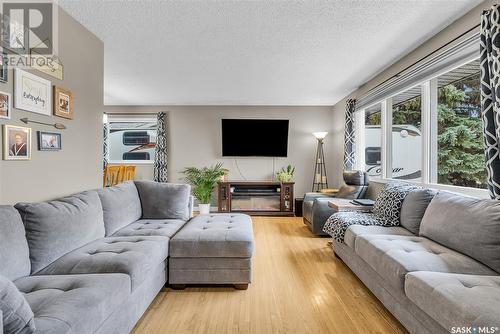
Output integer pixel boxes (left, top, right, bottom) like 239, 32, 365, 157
312, 132, 328, 192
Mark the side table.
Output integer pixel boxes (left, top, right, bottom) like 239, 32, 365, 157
327, 198, 373, 213
294, 198, 304, 217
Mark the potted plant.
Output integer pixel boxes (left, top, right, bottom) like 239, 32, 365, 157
276, 164, 295, 182
182, 162, 226, 215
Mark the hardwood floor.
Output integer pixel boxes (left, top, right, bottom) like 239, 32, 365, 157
132, 217, 407, 334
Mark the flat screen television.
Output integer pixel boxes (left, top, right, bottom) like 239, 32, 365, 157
222, 119, 289, 157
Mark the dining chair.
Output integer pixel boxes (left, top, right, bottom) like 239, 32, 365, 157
103, 165, 124, 187
123, 165, 136, 182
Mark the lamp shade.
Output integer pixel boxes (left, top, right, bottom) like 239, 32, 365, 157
312, 131, 328, 140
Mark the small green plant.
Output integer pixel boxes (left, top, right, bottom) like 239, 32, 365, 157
182, 162, 226, 204
276, 164, 295, 182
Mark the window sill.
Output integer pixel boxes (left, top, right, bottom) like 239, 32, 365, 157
371, 178, 490, 199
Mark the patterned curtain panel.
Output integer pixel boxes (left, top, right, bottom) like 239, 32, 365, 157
480, 5, 500, 199
153, 112, 168, 182
343, 99, 356, 170
102, 119, 109, 170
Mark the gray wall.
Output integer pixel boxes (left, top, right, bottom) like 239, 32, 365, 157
0, 7, 104, 204
104, 105, 338, 197
330, 0, 496, 183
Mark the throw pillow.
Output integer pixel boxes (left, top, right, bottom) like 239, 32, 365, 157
372, 182, 421, 224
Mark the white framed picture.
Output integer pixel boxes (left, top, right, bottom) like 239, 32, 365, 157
3, 125, 32, 160
14, 69, 52, 116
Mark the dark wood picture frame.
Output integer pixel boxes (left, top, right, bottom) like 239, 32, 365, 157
37, 131, 62, 151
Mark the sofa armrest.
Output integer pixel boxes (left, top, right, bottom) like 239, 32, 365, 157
309, 198, 337, 235
303, 192, 336, 202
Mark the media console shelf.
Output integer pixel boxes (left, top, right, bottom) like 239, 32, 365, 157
217, 181, 294, 216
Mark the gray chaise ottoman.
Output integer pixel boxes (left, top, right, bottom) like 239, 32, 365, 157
169, 213, 254, 290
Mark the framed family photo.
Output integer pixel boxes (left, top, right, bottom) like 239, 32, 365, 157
37, 131, 61, 151
0, 91, 11, 119
3, 125, 31, 160
53, 86, 74, 119
14, 68, 52, 116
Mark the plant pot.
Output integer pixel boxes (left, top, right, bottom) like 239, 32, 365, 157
198, 203, 211, 215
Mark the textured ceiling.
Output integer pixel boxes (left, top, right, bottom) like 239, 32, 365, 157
58, 0, 482, 106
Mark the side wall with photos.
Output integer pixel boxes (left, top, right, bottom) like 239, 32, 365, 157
0, 7, 104, 204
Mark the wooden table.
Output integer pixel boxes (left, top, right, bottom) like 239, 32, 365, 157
328, 198, 374, 213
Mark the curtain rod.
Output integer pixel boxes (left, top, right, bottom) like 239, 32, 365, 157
363, 23, 480, 94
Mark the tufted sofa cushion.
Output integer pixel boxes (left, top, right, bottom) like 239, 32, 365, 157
170, 214, 254, 258
15, 273, 130, 334
344, 225, 413, 249
355, 235, 497, 292
97, 181, 142, 236
15, 191, 105, 274
405, 272, 500, 330
0, 274, 35, 333
35, 236, 168, 290
112, 219, 187, 238
0, 206, 31, 280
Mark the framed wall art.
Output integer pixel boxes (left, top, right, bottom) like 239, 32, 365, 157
14, 68, 52, 115
53, 86, 74, 119
0, 91, 11, 119
30, 50, 64, 80
3, 124, 31, 160
37, 131, 61, 151
0, 52, 7, 82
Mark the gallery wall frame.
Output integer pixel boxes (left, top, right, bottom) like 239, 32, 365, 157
53, 86, 74, 119
14, 68, 52, 116
3, 124, 31, 160
37, 131, 61, 151
0, 91, 12, 120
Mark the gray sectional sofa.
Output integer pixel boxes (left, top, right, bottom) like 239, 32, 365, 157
0, 181, 254, 334
333, 188, 500, 334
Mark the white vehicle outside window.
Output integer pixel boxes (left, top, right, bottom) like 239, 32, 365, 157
107, 118, 157, 164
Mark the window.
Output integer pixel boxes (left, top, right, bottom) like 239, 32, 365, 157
107, 118, 157, 163
436, 60, 486, 189
364, 103, 382, 178
391, 87, 422, 181
355, 57, 487, 193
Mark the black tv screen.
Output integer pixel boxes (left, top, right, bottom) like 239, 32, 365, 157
222, 119, 289, 157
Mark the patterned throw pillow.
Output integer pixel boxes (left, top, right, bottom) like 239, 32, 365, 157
323, 212, 381, 242
372, 182, 421, 224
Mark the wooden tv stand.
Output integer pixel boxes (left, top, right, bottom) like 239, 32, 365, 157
217, 181, 294, 216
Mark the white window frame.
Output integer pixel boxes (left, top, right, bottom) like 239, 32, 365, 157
106, 116, 157, 165
355, 56, 489, 198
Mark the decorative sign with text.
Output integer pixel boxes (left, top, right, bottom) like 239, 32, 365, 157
14, 68, 52, 115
